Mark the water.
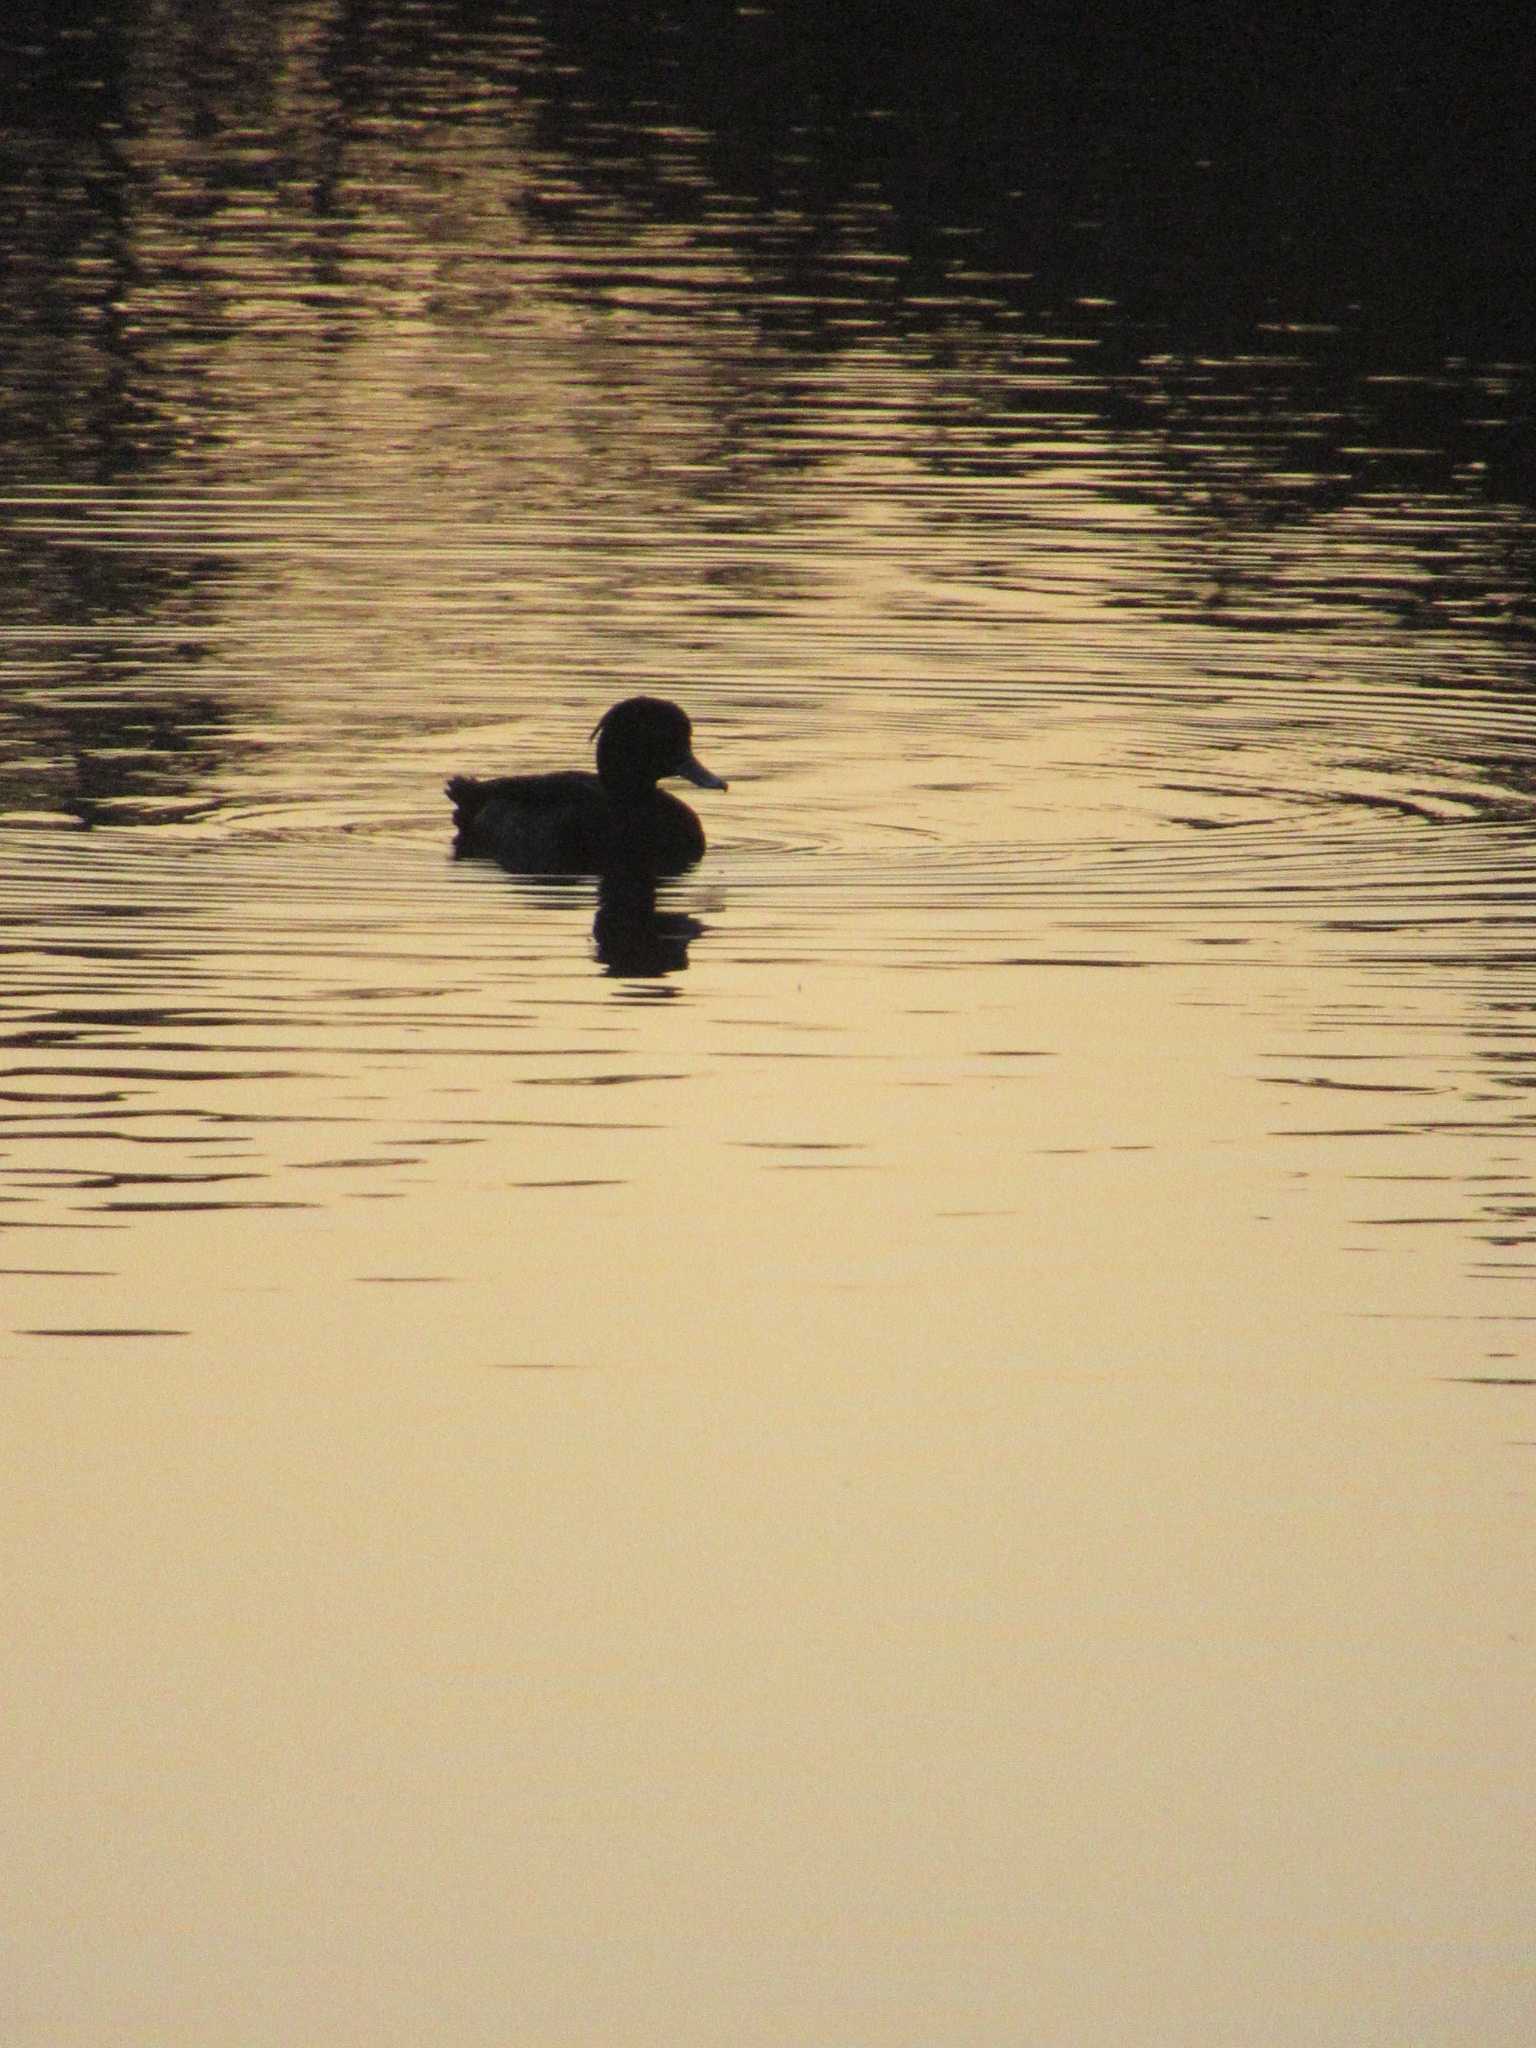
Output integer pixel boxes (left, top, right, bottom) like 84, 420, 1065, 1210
3, 8, 1534, 2043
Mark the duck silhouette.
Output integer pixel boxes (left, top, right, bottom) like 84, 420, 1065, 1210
446, 697, 728, 874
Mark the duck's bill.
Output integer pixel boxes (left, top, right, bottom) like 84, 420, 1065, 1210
677, 753, 728, 791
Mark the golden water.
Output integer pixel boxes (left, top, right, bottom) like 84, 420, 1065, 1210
2, 8, 1533, 2043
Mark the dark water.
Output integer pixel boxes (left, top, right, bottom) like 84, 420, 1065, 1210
3, 9, 1534, 2044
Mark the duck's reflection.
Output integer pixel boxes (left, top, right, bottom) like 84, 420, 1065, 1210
591, 869, 705, 977
459, 855, 708, 978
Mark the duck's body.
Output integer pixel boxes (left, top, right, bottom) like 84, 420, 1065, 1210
446, 697, 726, 875
445, 767, 710, 872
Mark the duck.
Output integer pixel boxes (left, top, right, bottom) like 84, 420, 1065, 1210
445, 696, 728, 874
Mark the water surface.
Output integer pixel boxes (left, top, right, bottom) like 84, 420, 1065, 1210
3, 9, 1534, 2044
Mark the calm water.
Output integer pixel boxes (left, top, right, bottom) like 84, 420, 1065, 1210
4, 8, 1534, 2044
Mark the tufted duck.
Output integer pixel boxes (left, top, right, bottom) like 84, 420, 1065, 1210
446, 696, 727, 873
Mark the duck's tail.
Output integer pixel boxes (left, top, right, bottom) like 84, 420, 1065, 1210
444, 774, 483, 829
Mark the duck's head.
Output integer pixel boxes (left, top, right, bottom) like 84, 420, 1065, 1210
590, 697, 728, 799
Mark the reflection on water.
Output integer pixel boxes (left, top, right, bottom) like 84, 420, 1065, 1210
2, 7, 1534, 2044
591, 873, 706, 978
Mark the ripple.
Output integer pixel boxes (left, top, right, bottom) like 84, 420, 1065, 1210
8, 669, 1536, 952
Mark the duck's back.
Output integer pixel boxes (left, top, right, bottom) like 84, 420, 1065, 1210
446, 770, 705, 873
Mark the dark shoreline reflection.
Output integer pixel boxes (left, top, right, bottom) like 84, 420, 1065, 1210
523, 4, 1536, 359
